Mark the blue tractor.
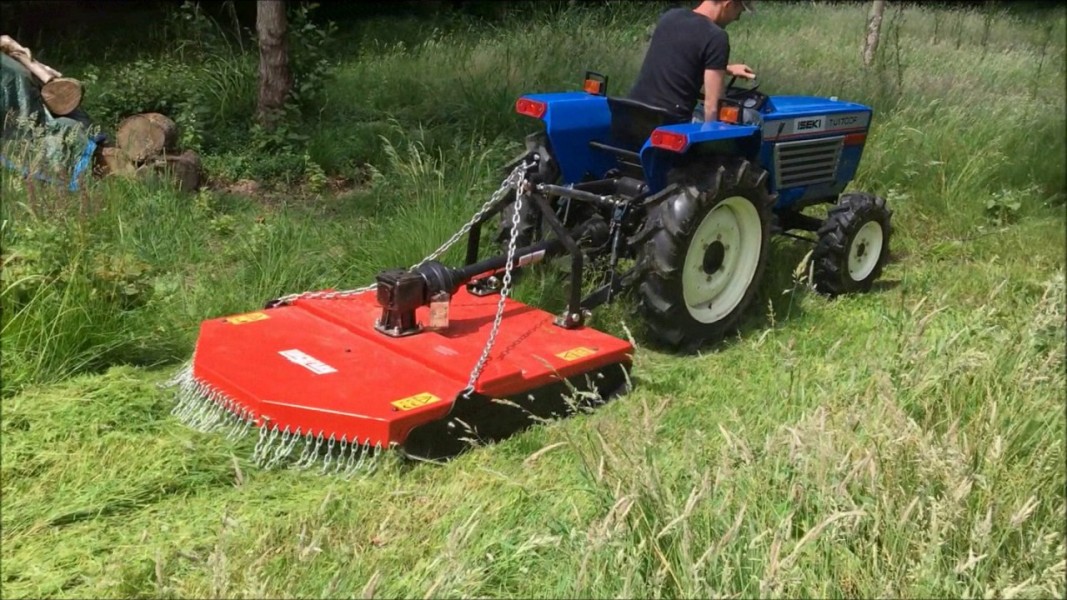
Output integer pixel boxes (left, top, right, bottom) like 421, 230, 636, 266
187, 72, 894, 461
474, 71, 893, 350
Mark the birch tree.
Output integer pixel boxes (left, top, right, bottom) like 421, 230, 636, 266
863, 0, 887, 67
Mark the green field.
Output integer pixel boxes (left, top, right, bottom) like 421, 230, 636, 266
2, 2, 1065, 598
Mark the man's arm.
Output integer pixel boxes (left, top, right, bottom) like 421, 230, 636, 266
703, 68, 726, 122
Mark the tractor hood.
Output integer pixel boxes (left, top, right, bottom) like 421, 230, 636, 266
764, 95, 872, 116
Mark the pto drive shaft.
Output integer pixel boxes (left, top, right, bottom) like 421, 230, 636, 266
375, 214, 610, 337
374, 237, 563, 337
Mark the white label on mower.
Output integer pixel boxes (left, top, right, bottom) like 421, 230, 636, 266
279, 349, 337, 375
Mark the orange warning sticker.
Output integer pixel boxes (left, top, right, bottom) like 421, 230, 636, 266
556, 346, 596, 361
225, 311, 270, 325
391, 393, 441, 411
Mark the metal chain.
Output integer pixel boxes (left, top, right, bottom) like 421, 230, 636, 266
267, 158, 534, 395
414, 162, 531, 268
461, 170, 528, 395
270, 162, 532, 305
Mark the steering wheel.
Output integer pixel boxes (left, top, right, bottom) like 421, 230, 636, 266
725, 75, 765, 110
725, 75, 760, 98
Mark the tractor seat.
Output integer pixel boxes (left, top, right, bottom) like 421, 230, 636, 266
605, 96, 686, 152
590, 97, 686, 172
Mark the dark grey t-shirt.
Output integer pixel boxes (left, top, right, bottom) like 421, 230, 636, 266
628, 8, 730, 121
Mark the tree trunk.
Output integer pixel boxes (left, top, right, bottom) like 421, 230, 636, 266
863, 0, 886, 67
256, 0, 292, 130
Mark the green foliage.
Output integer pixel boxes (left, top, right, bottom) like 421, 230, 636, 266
985, 185, 1035, 225
286, 2, 339, 110
74, 1, 338, 181
303, 151, 328, 193
87, 250, 155, 310
0, 219, 76, 306
2, 225, 155, 313
81, 57, 206, 151
78, 1, 256, 154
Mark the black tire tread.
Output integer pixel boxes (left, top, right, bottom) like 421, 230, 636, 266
633, 157, 773, 350
811, 192, 892, 296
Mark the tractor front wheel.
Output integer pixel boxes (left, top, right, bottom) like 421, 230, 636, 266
634, 158, 772, 350
811, 192, 892, 295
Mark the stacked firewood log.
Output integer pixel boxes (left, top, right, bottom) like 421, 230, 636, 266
1, 34, 202, 192
102, 113, 202, 192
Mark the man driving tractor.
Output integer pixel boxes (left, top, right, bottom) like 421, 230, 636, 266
629, 0, 756, 123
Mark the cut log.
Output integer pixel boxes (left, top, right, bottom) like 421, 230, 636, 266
164, 150, 202, 193
141, 149, 202, 193
115, 113, 178, 163
41, 77, 83, 116
1, 36, 85, 116
98, 146, 137, 177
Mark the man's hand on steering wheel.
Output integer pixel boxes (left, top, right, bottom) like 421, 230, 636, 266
727, 63, 756, 80
725, 64, 759, 100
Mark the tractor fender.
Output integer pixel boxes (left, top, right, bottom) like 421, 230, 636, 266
517, 92, 616, 184
639, 122, 762, 193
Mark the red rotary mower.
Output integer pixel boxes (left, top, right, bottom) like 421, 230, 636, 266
171, 162, 635, 471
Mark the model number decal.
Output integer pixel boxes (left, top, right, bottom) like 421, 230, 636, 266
279, 349, 337, 375
391, 392, 441, 411
827, 114, 859, 127
764, 112, 870, 139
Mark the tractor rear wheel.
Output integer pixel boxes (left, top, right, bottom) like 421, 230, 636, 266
811, 192, 892, 295
633, 158, 772, 350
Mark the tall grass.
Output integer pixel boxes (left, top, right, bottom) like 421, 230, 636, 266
1, 2, 1064, 598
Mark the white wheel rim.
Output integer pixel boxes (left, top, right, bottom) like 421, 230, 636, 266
682, 196, 763, 323
847, 221, 884, 282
